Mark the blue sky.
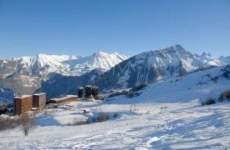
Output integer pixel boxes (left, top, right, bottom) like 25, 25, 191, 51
0, 0, 230, 58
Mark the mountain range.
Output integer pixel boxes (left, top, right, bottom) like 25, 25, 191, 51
95, 45, 222, 90
0, 51, 128, 97
40, 45, 229, 98
0, 44, 230, 101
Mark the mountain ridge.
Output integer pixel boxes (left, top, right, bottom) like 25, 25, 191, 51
0, 51, 128, 97
95, 45, 223, 90
38, 45, 229, 98
0, 45, 229, 99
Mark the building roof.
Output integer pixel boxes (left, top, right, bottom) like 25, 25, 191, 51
50, 95, 78, 101
33, 93, 46, 96
14, 95, 32, 99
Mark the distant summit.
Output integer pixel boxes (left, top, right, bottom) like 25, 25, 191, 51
64, 51, 128, 75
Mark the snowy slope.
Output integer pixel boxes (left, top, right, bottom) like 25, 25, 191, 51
0, 65, 230, 149
112, 65, 230, 104
2, 101, 230, 150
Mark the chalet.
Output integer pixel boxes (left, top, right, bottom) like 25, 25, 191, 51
33, 93, 47, 110
78, 85, 99, 100
78, 87, 85, 98
92, 87, 99, 98
49, 95, 79, 104
85, 85, 94, 98
14, 95, 33, 115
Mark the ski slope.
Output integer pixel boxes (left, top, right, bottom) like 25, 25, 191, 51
1, 101, 230, 149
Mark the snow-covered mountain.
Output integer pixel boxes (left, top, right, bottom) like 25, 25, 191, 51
96, 45, 223, 90
13, 54, 79, 76
8, 51, 128, 77
39, 45, 227, 98
0, 46, 229, 100
195, 52, 222, 66
0, 51, 127, 97
64, 51, 129, 75
0, 54, 79, 97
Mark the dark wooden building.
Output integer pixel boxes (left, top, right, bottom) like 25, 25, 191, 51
33, 93, 47, 110
92, 87, 99, 98
85, 85, 94, 98
78, 87, 85, 98
14, 95, 32, 115
78, 85, 100, 100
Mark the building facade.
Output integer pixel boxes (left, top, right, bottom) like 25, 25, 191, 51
14, 95, 33, 115
33, 93, 47, 110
